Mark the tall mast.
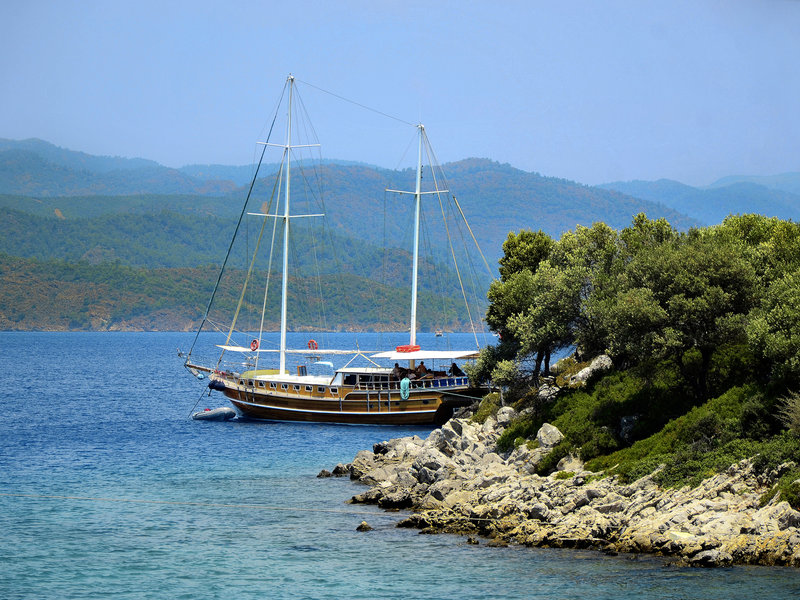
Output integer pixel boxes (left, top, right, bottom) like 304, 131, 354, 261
279, 75, 294, 374
409, 124, 423, 346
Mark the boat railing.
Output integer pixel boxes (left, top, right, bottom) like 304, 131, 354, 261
353, 376, 468, 391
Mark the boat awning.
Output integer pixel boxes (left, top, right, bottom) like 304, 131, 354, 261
216, 345, 359, 355
370, 350, 479, 361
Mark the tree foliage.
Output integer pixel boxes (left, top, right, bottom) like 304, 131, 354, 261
481, 213, 800, 399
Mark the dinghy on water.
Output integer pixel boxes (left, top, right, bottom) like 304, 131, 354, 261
192, 407, 237, 421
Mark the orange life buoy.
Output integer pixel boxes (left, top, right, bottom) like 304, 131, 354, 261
308, 339, 318, 350
250, 339, 259, 351
396, 344, 421, 353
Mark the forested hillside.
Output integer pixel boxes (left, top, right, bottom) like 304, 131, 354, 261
4, 138, 795, 332
0, 253, 466, 332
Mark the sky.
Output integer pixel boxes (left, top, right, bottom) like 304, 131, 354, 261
2, 0, 799, 186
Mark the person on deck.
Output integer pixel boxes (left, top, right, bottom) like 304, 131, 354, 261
391, 363, 405, 380
448, 362, 465, 377
415, 361, 428, 378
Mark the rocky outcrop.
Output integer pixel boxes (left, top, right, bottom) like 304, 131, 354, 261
327, 413, 800, 567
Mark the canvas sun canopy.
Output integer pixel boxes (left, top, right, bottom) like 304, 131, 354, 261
369, 350, 479, 361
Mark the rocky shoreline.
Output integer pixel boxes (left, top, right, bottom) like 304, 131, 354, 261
322, 408, 800, 567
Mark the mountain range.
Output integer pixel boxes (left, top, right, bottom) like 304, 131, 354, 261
1, 137, 797, 330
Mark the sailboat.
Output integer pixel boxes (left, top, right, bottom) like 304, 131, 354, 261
183, 75, 488, 425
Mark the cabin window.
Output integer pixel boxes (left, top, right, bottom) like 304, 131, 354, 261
305, 385, 313, 392
270, 382, 277, 389
343, 374, 356, 386
248, 380, 254, 387
330, 387, 338, 394
317, 386, 325, 393
281, 383, 288, 391
239, 380, 244, 386
258, 381, 265, 388
293, 385, 300, 391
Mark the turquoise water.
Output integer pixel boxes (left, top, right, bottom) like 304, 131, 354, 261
1, 332, 799, 599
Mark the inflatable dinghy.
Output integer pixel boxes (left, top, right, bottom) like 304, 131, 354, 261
192, 407, 236, 421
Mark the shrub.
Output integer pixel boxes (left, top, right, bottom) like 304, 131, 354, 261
535, 440, 572, 475
777, 391, 800, 435
470, 393, 501, 425
496, 416, 538, 452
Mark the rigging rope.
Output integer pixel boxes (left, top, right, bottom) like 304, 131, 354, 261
296, 78, 416, 127
422, 130, 481, 349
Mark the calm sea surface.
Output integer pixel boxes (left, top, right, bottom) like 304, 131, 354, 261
1, 332, 798, 599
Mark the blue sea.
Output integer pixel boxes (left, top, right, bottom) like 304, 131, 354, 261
1, 332, 798, 599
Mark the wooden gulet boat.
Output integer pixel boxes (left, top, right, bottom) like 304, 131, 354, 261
183, 75, 488, 425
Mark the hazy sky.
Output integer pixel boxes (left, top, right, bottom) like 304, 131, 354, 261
2, 0, 799, 186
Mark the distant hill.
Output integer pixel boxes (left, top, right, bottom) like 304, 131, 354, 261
709, 172, 800, 196
0, 139, 237, 197
0, 137, 161, 172
599, 178, 800, 225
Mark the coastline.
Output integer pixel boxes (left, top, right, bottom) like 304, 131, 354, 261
325, 409, 800, 568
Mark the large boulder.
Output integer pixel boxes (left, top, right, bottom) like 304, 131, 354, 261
536, 423, 564, 448
569, 355, 612, 386
495, 406, 518, 427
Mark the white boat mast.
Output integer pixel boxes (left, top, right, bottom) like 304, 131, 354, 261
279, 76, 294, 374
386, 124, 447, 355
409, 124, 423, 347
253, 75, 321, 374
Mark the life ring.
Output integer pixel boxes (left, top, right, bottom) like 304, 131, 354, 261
308, 339, 318, 351
396, 344, 420, 353
250, 339, 259, 351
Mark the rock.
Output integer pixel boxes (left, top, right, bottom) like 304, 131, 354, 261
378, 489, 414, 509
412, 447, 454, 475
331, 463, 350, 477
556, 453, 584, 472
754, 501, 800, 532
536, 423, 564, 447
316, 469, 332, 478
526, 502, 551, 521
689, 549, 733, 567
349, 451, 377, 480
537, 384, 560, 403
595, 500, 626, 514
466, 536, 480, 545
356, 521, 373, 532
373, 440, 390, 455
495, 406, 518, 427
569, 354, 612, 386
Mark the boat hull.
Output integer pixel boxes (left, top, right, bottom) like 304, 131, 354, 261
215, 381, 479, 426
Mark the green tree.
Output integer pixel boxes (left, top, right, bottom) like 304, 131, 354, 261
497, 229, 554, 282
747, 269, 800, 387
